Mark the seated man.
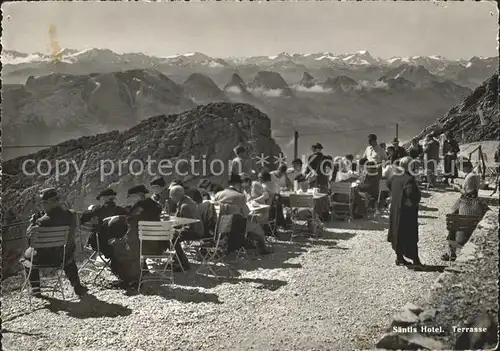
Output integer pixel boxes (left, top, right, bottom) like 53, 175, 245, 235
169, 185, 204, 270
442, 189, 490, 261
214, 174, 272, 254
22, 188, 88, 298
80, 188, 127, 257
167, 180, 204, 213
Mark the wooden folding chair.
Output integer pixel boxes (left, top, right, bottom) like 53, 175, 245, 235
77, 221, 112, 283
20, 226, 70, 307
137, 221, 177, 292
330, 182, 353, 222
196, 212, 241, 278
445, 214, 482, 266
289, 194, 321, 239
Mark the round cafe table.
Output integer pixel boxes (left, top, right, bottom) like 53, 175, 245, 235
279, 191, 330, 218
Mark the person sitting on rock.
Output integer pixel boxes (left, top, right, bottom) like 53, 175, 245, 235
80, 188, 128, 257
21, 188, 88, 298
452, 160, 480, 198
441, 187, 490, 261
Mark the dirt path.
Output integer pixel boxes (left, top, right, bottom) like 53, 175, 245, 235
1, 190, 468, 350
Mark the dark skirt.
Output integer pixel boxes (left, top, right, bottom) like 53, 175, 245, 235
444, 154, 458, 178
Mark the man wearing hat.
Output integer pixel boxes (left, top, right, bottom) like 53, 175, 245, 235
304, 143, 329, 194
106, 185, 165, 285
80, 188, 128, 257
390, 138, 408, 164
150, 176, 169, 210
22, 188, 87, 298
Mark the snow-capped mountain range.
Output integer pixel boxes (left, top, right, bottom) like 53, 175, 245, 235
2, 47, 494, 69
2, 48, 497, 89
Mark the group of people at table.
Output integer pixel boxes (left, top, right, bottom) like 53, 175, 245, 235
19, 132, 491, 297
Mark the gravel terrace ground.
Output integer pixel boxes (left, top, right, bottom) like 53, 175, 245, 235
2, 188, 497, 351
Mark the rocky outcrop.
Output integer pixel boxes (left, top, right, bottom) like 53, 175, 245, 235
183, 73, 228, 104
299, 72, 315, 88
248, 71, 294, 97
2, 102, 282, 276
413, 74, 499, 143
2, 102, 282, 216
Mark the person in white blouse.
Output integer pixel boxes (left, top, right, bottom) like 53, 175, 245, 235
335, 158, 359, 183
363, 134, 387, 164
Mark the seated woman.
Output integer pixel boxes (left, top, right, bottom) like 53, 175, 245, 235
335, 158, 359, 183
250, 171, 274, 205
332, 164, 368, 219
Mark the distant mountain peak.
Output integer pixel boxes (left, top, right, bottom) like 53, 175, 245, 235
299, 72, 316, 88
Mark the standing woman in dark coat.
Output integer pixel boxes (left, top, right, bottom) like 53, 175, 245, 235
442, 131, 460, 185
387, 157, 422, 267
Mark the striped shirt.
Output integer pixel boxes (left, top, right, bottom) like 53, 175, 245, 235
450, 196, 490, 216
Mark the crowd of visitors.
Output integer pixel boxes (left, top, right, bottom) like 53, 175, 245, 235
16, 132, 495, 298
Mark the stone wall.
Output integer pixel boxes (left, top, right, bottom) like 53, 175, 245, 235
376, 209, 499, 350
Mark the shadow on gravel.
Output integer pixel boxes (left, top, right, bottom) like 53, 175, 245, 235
131, 285, 221, 303
177, 274, 287, 291
319, 231, 357, 241
41, 293, 132, 319
1, 329, 44, 337
420, 191, 432, 198
419, 205, 439, 212
409, 264, 447, 272
419, 215, 439, 219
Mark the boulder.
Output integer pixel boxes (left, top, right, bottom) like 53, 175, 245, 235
403, 303, 424, 315
1, 102, 282, 275
419, 309, 438, 322
455, 312, 498, 350
391, 309, 420, 327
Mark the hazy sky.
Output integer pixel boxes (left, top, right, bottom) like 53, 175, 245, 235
2, 1, 498, 59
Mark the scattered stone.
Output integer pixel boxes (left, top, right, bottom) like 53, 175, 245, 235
455, 312, 498, 350
376, 332, 444, 350
403, 303, 424, 315
419, 309, 438, 322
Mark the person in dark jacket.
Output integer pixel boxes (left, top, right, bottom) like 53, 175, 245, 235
304, 143, 329, 193
390, 138, 408, 163
407, 138, 423, 159
387, 157, 422, 267
22, 188, 88, 298
80, 188, 127, 257
150, 176, 169, 210
170, 186, 204, 270
442, 131, 460, 185
423, 134, 440, 188
166, 180, 203, 214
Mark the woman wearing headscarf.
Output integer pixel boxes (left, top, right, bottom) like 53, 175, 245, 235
387, 156, 422, 267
